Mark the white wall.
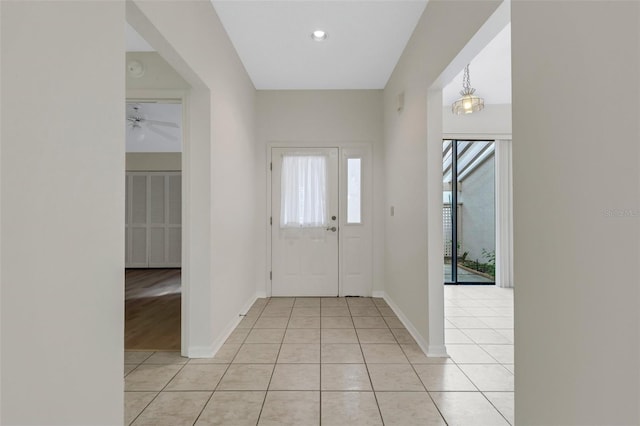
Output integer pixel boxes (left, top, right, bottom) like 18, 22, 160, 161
126, 152, 182, 171
126, 52, 189, 90
460, 156, 495, 263
443, 103, 511, 138
128, 0, 257, 356
255, 90, 384, 295
1, 2, 124, 424
383, 0, 501, 349
512, 2, 640, 424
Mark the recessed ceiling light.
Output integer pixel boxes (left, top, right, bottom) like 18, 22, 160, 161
311, 30, 328, 42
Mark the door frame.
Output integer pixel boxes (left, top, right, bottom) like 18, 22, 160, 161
126, 89, 189, 352
443, 138, 496, 285
266, 141, 373, 298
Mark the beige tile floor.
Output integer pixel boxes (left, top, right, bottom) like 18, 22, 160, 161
444, 285, 514, 425
125, 287, 514, 425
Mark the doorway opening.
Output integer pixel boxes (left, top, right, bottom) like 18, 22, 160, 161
429, 13, 513, 422
125, 100, 183, 350
443, 139, 496, 285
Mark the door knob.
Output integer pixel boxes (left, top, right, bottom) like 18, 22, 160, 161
326, 226, 337, 232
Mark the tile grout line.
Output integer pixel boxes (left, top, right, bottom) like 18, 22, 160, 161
318, 298, 322, 426
478, 390, 513, 426
123, 350, 155, 379
189, 301, 261, 426
445, 289, 514, 425
127, 392, 159, 425
384, 301, 450, 426
248, 299, 270, 426
352, 299, 386, 426
405, 360, 451, 425
125, 351, 160, 426
411, 296, 498, 425
127, 351, 190, 425
126, 292, 512, 425
424, 391, 450, 426
254, 297, 292, 425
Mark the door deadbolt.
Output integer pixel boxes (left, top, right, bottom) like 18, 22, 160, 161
331, 216, 337, 220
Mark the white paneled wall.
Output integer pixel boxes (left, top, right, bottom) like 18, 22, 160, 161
126, 172, 181, 268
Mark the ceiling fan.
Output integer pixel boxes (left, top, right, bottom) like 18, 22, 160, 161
127, 103, 180, 141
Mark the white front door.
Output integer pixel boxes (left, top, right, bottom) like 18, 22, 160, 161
271, 147, 339, 296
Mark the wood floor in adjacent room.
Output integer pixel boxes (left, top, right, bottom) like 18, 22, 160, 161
125, 268, 181, 351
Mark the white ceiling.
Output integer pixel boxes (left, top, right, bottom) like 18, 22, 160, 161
443, 23, 511, 106
126, 102, 182, 153
211, 1, 427, 90
125, 3, 511, 102
125, 22, 154, 52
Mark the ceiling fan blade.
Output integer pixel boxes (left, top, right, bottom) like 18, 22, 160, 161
143, 119, 179, 128
127, 103, 144, 114
147, 124, 179, 141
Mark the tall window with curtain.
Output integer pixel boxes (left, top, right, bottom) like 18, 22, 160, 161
280, 155, 328, 228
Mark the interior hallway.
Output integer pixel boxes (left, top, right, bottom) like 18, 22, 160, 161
124, 286, 513, 425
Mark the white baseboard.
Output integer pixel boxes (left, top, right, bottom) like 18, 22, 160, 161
187, 291, 449, 359
256, 290, 267, 299
187, 292, 259, 358
186, 345, 217, 358
381, 292, 449, 359
426, 345, 448, 358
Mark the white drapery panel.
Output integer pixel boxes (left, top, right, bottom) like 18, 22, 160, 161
495, 139, 514, 288
280, 155, 328, 228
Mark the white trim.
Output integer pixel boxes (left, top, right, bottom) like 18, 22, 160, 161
432, 0, 510, 90
127, 5, 218, 359
127, 89, 186, 102
425, 0, 511, 366
126, 89, 192, 356
443, 132, 512, 141
189, 292, 259, 358
372, 291, 385, 298
426, 345, 449, 358
266, 145, 273, 297
185, 345, 216, 359
426, 89, 446, 354
381, 292, 449, 359
180, 90, 193, 356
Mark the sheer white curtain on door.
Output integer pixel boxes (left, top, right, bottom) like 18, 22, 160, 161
280, 155, 328, 228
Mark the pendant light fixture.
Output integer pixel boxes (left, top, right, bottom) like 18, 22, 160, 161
452, 64, 484, 115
